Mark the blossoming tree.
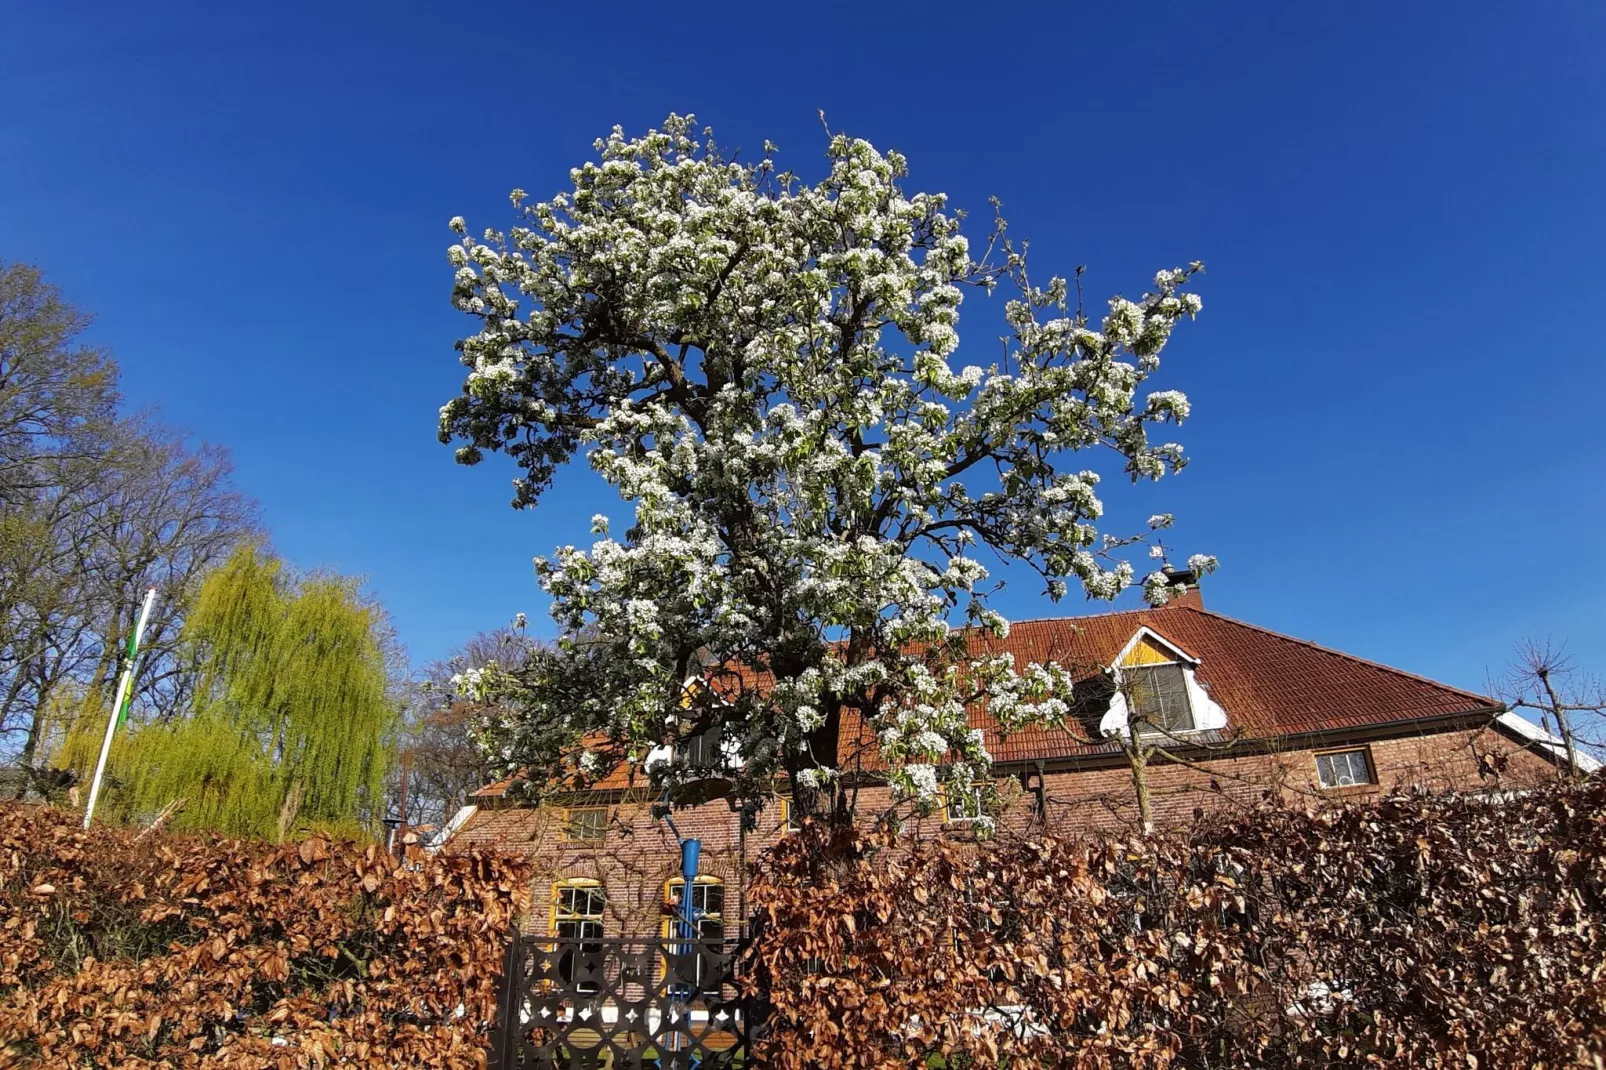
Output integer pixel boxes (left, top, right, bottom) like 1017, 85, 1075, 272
441, 115, 1213, 820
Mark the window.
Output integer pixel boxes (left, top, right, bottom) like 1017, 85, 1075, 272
681, 723, 723, 768
944, 786, 985, 823
777, 790, 803, 835
1315, 748, 1373, 789
1124, 664, 1194, 735
551, 879, 606, 988
663, 877, 726, 943
563, 806, 608, 845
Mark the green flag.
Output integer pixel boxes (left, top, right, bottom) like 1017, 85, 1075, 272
115, 608, 147, 727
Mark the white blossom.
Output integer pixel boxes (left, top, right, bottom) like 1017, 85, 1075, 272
902, 762, 940, 800
439, 115, 1209, 806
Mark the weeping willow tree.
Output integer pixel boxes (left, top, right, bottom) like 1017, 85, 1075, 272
71, 545, 397, 840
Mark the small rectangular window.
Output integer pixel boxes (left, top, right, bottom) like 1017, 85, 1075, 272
1315, 748, 1373, 789
778, 796, 801, 833
564, 806, 608, 844
944, 787, 985, 823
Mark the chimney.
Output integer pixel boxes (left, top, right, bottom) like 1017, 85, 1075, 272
1160, 566, 1204, 609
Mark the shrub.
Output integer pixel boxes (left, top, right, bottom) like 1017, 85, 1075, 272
745, 777, 1606, 1069
0, 804, 528, 1068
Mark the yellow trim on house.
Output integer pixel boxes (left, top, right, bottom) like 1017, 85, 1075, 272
777, 795, 799, 832
550, 876, 604, 935
1120, 635, 1180, 667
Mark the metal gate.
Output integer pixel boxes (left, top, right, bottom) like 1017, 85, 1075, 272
490, 934, 752, 1069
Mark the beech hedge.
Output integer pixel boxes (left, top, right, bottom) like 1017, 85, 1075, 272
0, 804, 528, 1069
7, 778, 1605, 1068
745, 777, 1606, 1069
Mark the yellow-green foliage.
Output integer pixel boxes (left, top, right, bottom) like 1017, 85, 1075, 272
83, 545, 394, 839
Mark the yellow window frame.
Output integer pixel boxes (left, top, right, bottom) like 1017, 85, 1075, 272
661, 876, 725, 940
777, 795, 801, 833
562, 805, 609, 845
550, 877, 605, 936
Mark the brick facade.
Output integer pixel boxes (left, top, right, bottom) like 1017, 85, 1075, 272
447, 600, 1582, 937
449, 722, 1560, 938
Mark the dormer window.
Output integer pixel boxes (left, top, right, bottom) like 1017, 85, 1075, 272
681, 723, 724, 768
1124, 663, 1194, 735
1098, 627, 1229, 739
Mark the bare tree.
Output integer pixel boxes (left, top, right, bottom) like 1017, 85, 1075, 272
0, 261, 258, 797
1497, 639, 1605, 782
0, 261, 120, 503
392, 625, 542, 830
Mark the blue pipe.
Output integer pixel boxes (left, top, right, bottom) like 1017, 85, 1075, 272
679, 837, 701, 939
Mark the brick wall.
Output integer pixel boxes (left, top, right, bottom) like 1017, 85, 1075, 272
451, 788, 795, 937
449, 724, 1560, 937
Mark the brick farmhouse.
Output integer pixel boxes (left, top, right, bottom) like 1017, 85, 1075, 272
442, 592, 1591, 941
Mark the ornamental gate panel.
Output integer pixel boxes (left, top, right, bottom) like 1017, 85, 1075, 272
490, 935, 752, 1070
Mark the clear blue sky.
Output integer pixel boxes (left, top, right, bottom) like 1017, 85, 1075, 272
3, 1, 1602, 697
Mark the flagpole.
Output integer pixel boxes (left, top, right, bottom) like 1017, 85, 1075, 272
82, 587, 158, 830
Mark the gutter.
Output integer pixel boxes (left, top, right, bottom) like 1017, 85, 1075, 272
988, 704, 1512, 777
469, 702, 1592, 810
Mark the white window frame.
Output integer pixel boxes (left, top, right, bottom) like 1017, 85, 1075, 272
943, 785, 986, 824
1314, 747, 1374, 789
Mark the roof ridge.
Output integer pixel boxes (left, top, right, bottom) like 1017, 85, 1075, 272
1179, 606, 1495, 707
996, 606, 1162, 629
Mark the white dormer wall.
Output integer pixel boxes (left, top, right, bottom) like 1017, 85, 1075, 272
662, 674, 746, 771
1098, 626, 1228, 740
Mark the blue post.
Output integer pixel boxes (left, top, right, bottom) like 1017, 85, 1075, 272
675, 838, 703, 1069
679, 838, 701, 940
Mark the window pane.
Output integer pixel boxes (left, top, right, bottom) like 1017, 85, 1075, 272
946, 788, 983, 821
683, 724, 722, 768
668, 880, 724, 916
565, 807, 607, 843
1345, 751, 1369, 784
1127, 665, 1194, 734
556, 883, 605, 920
1316, 749, 1370, 788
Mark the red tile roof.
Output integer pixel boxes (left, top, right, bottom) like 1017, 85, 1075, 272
474, 603, 1497, 795
836, 604, 1495, 766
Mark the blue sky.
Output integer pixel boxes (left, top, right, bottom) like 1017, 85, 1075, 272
2, 0, 1602, 698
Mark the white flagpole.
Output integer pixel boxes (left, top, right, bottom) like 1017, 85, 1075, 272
83, 586, 158, 830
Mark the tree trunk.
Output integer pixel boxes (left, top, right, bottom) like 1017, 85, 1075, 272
1538, 669, 1582, 782
13, 670, 58, 799
276, 779, 304, 843
4, 670, 32, 800
1128, 743, 1155, 835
